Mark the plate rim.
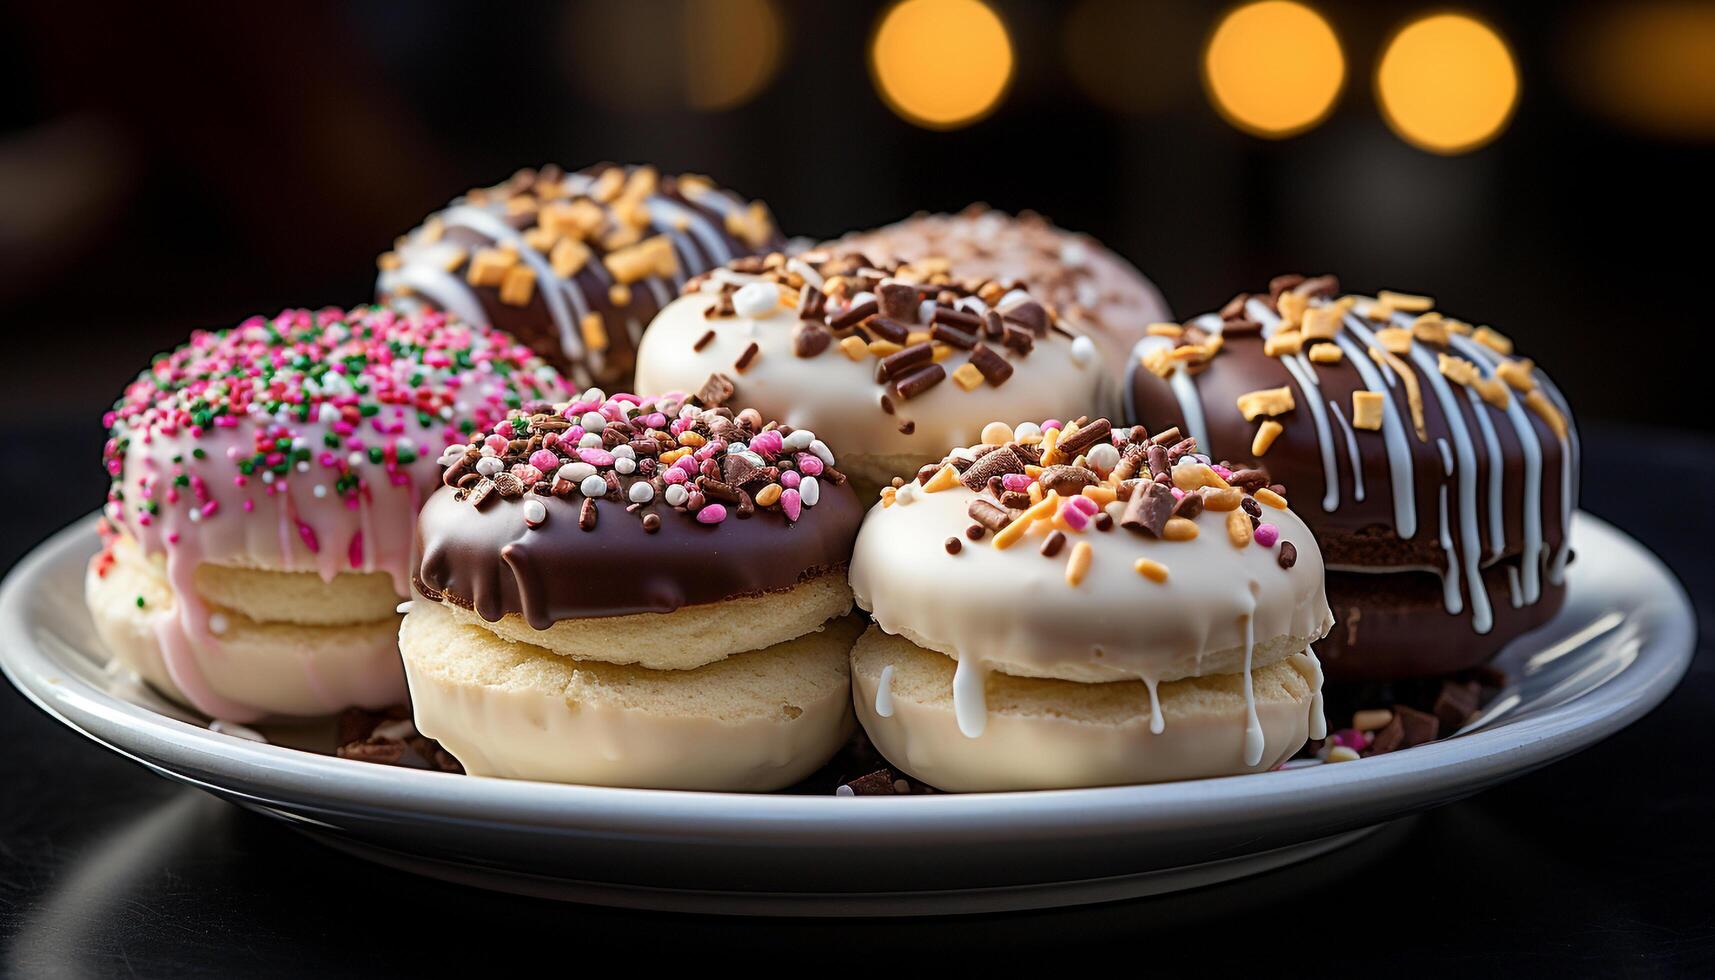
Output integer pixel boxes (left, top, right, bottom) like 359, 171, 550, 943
1, 511, 1695, 847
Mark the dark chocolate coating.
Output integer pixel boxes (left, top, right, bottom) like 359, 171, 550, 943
415, 477, 864, 629
1127, 294, 1578, 679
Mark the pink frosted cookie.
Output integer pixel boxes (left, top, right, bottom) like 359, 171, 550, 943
86, 305, 566, 722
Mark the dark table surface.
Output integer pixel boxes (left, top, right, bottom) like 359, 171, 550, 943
1, 422, 1709, 977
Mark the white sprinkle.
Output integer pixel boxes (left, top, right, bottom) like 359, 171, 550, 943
808, 439, 835, 466
437, 444, 466, 466
783, 429, 815, 452
665, 483, 689, 506
614, 456, 637, 475
312, 485, 328, 498
732, 281, 781, 319
578, 432, 603, 448
917, 298, 938, 323
581, 387, 607, 404
476, 457, 504, 478
787, 258, 824, 289
800, 476, 820, 507
995, 288, 1032, 311
1086, 443, 1121, 475
580, 411, 605, 430
372, 719, 418, 741
980, 421, 1013, 445
1059, 240, 1089, 266
296, 461, 310, 473
895, 483, 917, 506
611, 444, 636, 459
207, 613, 229, 635
629, 482, 655, 504
523, 498, 547, 527
1013, 421, 1042, 442
348, 451, 365, 467
1070, 335, 1097, 367
835, 785, 855, 797
579, 474, 609, 497
559, 461, 596, 483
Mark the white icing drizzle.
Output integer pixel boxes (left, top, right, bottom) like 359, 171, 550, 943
1247, 300, 1339, 513
1135, 328, 1211, 448
1145, 677, 1164, 735
1450, 334, 1544, 603
1436, 437, 1454, 475
1437, 484, 1464, 615
875, 664, 896, 718
1327, 399, 1366, 502
1335, 313, 1418, 537
1303, 647, 1327, 740
952, 656, 988, 738
439, 206, 587, 371
1460, 385, 1507, 561
1535, 370, 1580, 583
1241, 609, 1264, 767
1507, 565, 1524, 608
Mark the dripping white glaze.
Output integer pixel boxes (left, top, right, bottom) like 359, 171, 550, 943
1450, 334, 1544, 604
875, 664, 896, 719
1248, 299, 1340, 513
1240, 608, 1264, 767
952, 655, 988, 738
1303, 646, 1327, 740
1328, 399, 1367, 502
1335, 313, 1418, 537
1145, 677, 1164, 735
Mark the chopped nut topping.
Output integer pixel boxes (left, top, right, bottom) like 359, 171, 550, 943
1352, 390, 1386, 431
1473, 325, 1514, 355
1236, 386, 1296, 421
1378, 289, 1434, 312
1374, 326, 1414, 354
1307, 343, 1343, 364
1496, 357, 1536, 391
1264, 331, 1305, 357
1252, 419, 1284, 456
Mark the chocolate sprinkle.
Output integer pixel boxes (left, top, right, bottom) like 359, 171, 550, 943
1121, 480, 1175, 537
944, 537, 962, 555
1278, 541, 1297, 568
693, 329, 716, 352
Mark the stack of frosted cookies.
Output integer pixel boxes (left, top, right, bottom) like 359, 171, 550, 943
403, 392, 866, 791
847, 417, 1332, 792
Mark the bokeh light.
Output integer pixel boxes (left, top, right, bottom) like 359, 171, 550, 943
684, 0, 784, 111
1376, 13, 1519, 154
1203, 1, 1345, 139
869, 0, 1014, 130
1562, 2, 1715, 139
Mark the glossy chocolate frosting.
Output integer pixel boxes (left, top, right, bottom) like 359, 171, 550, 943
415, 396, 863, 628
378, 163, 784, 390
1125, 276, 1580, 676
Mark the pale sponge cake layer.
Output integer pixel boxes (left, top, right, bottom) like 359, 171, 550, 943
851, 626, 1318, 792
87, 537, 406, 718
439, 570, 853, 671
401, 598, 859, 791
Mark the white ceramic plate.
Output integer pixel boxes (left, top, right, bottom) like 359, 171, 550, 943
0, 513, 1692, 916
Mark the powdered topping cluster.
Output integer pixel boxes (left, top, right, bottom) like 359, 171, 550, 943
103, 306, 562, 537
439, 389, 847, 531
883, 416, 1300, 586
684, 250, 1099, 433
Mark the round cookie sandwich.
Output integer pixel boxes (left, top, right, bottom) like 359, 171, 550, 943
828, 205, 1172, 370
88, 306, 566, 722
847, 417, 1332, 792
404, 392, 866, 790
1125, 274, 1578, 681
632, 250, 1108, 500
378, 163, 782, 390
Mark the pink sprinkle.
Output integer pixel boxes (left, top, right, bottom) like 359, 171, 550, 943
642, 412, 667, 429
542, 432, 561, 450
242, 500, 255, 512
511, 463, 543, 486
348, 532, 364, 569
1042, 419, 1062, 432
780, 470, 801, 490
296, 521, 320, 554
1002, 473, 1033, 492
1061, 506, 1089, 531
662, 467, 687, 485
695, 503, 727, 524
1255, 522, 1279, 547
1212, 463, 1234, 479
796, 453, 824, 476
1331, 729, 1366, 750
528, 449, 560, 472
577, 448, 615, 467
1170, 487, 1185, 499
484, 434, 508, 454
673, 455, 699, 475
493, 420, 514, 438
1069, 495, 1099, 516
780, 488, 802, 522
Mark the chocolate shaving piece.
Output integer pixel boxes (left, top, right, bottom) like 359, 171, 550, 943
967, 344, 1013, 387
719, 455, 764, 488
967, 498, 1011, 532
1121, 480, 1175, 537
1001, 324, 1035, 353
1149, 426, 1183, 446
823, 466, 848, 486
695, 372, 736, 408
877, 342, 933, 381
1172, 492, 1203, 520
1039, 530, 1066, 557
891, 362, 945, 400
999, 490, 1031, 510
1369, 715, 1406, 755
1038, 464, 1098, 497
960, 446, 1024, 492
798, 284, 826, 320
792, 321, 832, 358
914, 463, 942, 485
1229, 467, 1271, 493
492, 472, 524, 498
965, 524, 986, 540
829, 299, 878, 331
693, 329, 716, 352
1394, 704, 1441, 747
1277, 541, 1297, 568
843, 770, 898, 795
1292, 274, 1340, 299
982, 310, 1005, 338
877, 282, 919, 321
868, 316, 911, 344
1241, 495, 1262, 518
1001, 299, 1049, 336
1146, 444, 1171, 481
930, 322, 977, 349
579, 497, 597, 530
1269, 274, 1306, 300
1056, 418, 1112, 458
1219, 293, 1250, 320
898, 420, 915, 435
457, 471, 481, 490
932, 306, 982, 331
1166, 438, 1198, 463
337, 738, 406, 765
1433, 680, 1483, 731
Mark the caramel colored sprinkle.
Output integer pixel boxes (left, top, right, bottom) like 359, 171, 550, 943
1277, 291, 1309, 327
467, 247, 515, 287
1255, 487, 1289, 509
755, 484, 783, 507
868, 339, 903, 358
1301, 306, 1342, 339
1264, 331, 1304, 358
951, 362, 984, 391
1475, 376, 1511, 410
1369, 346, 1427, 441
1141, 347, 1174, 378
1496, 358, 1537, 391
1065, 541, 1093, 586
1081, 485, 1117, 506
1438, 352, 1481, 387
1147, 322, 1183, 338
1304, 343, 1340, 365
1226, 508, 1253, 547
993, 491, 1059, 550
581, 313, 610, 352
1473, 325, 1514, 356
1163, 516, 1199, 541
1364, 301, 1396, 322
1352, 390, 1385, 431
922, 464, 961, 493
1236, 386, 1296, 421
550, 237, 591, 278
1374, 327, 1413, 354
1412, 312, 1450, 345
1203, 487, 1243, 512
1134, 557, 1169, 583
499, 265, 536, 306
1252, 419, 1284, 456
838, 336, 869, 360
1378, 290, 1434, 312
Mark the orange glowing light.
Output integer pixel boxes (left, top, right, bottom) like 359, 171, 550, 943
870, 0, 1014, 130
1376, 13, 1519, 154
1203, 1, 1345, 139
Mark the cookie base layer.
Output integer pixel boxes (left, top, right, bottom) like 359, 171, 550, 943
401, 599, 859, 791
851, 626, 1318, 792
1319, 561, 1566, 680
86, 542, 407, 719
434, 571, 853, 670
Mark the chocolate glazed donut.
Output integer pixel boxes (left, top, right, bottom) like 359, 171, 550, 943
379, 163, 784, 390
1125, 276, 1579, 680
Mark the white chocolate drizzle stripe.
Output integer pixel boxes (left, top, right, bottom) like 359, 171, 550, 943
1328, 399, 1367, 502
1449, 334, 1544, 604
1336, 313, 1418, 537
1247, 300, 1339, 513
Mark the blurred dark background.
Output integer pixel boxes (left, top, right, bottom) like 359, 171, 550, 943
0, 0, 1708, 519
